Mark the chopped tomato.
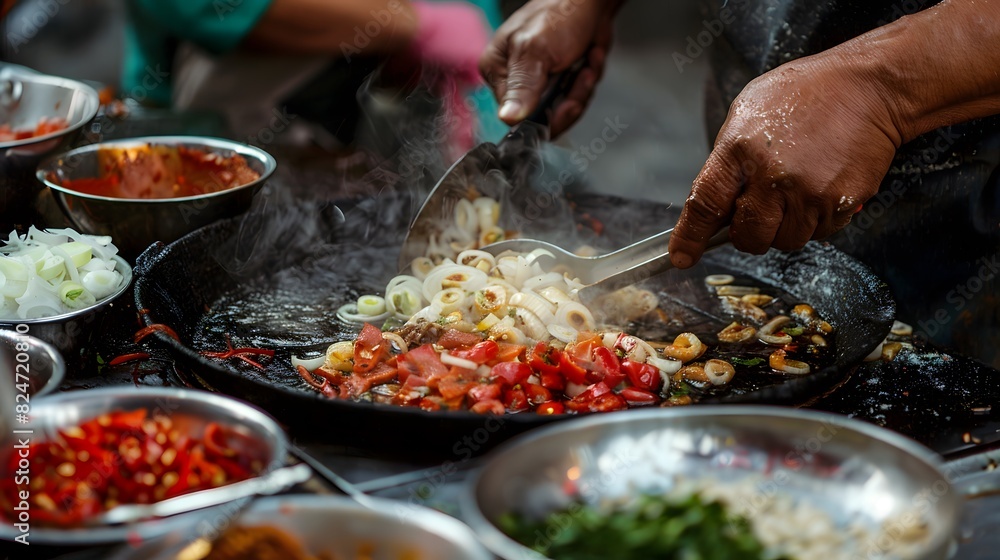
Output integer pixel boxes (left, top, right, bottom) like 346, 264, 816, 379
621, 359, 663, 392
558, 352, 589, 385
347, 362, 398, 397
524, 383, 552, 405
586, 393, 629, 412
539, 369, 566, 391
490, 361, 533, 387
471, 399, 506, 415
620, 386, 660, 406
567, 332, 602, 361
418, 398, 442, 411
568, 381, 611, 406
396, 344, 447, 383
528, 342, 561, 374
536, 401, 565, 415
452, 340, 499, 365
493, 342, 526, 364
467, 382, 502, 403
437, 329, 483, 349
503, 387, 529, 411
591, 346, 625, 387
438, 375, 476, 400
353, 323, 389, 374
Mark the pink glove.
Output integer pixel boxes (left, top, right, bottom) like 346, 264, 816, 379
411, 1, 490, 86
410, 2, 491, 156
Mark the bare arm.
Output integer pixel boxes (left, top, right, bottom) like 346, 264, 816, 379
668, 0, 1000, 267
245, 0, 419, 54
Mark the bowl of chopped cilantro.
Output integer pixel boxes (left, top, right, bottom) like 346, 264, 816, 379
461, 407, 957, 560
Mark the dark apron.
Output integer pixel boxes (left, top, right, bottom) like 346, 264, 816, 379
704, 0, 1000, 367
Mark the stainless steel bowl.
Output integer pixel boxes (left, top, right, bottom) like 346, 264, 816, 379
36, 136, 277, 258
0, 330, 65, 398
110, 494, 493, 560
0, 65, 100, 168
0, 387, 289, 545
0, 255, 132, 354
463, 407, 959, 560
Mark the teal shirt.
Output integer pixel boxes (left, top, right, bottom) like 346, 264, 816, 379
122, 0, 505, 139
122, 0, 273, 106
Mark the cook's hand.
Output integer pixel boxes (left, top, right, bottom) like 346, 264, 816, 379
479, 0, 616, 137
668, 51, 905, 268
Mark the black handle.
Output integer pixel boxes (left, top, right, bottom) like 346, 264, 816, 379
521, 58, 587, 128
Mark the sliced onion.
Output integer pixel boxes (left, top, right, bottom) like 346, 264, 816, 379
357, 295, 387, 317
82, 269, 122, 300
422, 265, 487, 302
410, 258, 435, 279
522, 272, 564, 293
508, 291, 555, 324
337, 303, 389, 324
432, 287, 468, 315
547, 324, 578, 344
555, 302, 596, 332
565, 382, 589, 398
512, 307, 548, 340
454, 198, 478, 236
758, 316, 793, 346
705, 274, 734, 286
647, 355, 682, 375
456, 249, 495, 270
292, 354, 327, 372
440, 351, 478, 371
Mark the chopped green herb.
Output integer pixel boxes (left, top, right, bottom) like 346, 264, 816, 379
730, 357, 765, 367
670, 383, 691, 397
784, 326, 805, 337
500, 493, 788, 560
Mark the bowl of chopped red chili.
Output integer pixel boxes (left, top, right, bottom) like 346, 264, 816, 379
0, 386, 289, 545
37, 136, 277, 258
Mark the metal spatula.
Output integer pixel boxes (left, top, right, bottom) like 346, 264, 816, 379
398, 63, 584, 270
481, 228, 732, 304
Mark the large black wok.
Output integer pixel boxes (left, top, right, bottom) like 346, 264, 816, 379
133, 193, 894, 457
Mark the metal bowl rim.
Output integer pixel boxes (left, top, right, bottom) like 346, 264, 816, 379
0, 255, 132, 325
229, 494, 492, 559
0, 72, 100, 151
0, 330, 65, 397
36, 135, 277, 204
0, 386, 289, 545
461, 405, 953, 560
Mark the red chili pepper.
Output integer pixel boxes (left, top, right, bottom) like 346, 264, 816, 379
108, 352, 151, 366
134, 323, 180, 343
203, 423, 236, 458
620, 387, 660, 406
621, 360, 663, 392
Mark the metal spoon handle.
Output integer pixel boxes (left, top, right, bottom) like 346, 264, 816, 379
92, 464, 311, 526
579, 228, 731, 303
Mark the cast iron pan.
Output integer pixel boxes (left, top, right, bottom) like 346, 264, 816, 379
133, 193, 894, 458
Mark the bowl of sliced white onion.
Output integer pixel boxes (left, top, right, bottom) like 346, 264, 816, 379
0, 226, 131, 352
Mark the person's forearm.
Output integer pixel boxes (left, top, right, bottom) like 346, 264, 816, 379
246, 0, 418, 55
840, 0, 1000, 143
